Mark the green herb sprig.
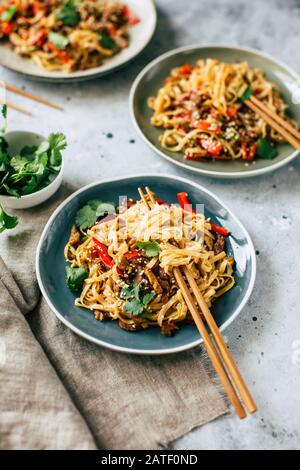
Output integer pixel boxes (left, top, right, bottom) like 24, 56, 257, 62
75, 200, 115, 231
121, 283, 156, 316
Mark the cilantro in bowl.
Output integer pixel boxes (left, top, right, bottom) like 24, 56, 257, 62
0, 132, 66, 198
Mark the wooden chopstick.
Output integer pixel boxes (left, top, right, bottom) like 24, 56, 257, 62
140, 186, 248, 418
0, 97, 32, 116
250, 96, 300, 141
1, 81, 63, 111
183, 265, 257, 414
172, 267, 246, 419
245, 98, 300, 151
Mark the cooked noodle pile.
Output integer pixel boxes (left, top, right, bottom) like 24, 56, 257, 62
148, 59, 293, 161
64, 197, 235, 335
0, 0, 139, 72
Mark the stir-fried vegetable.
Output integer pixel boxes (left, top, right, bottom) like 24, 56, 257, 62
177, 192, 230, 235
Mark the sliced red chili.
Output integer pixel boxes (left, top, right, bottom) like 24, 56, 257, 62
227, 107, 237, 118
124, 250, 141, 261
92, 238, 115, 269
210, 223, 230, 236
178, 64, 194, 76
177, 192, 230, 236
177, 192, 195, 213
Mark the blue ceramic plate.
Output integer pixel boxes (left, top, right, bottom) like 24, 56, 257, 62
36, 175, 256, 354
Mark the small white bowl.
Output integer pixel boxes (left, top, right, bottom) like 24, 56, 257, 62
0, 131, 64, 209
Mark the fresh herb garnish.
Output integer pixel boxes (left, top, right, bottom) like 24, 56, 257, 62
136, 241, 161, 257
0, 204, 18, 233
75, 200, 115, 230
66, 265, 88, 292
0, 6, 17, 22
239, 86, 253, 103
99, 32, 117, 50
0, 132, 66, 198
257, 138, 279, 159
57, 1, 80, 27
121, 283, 156, 316
48, 32, 69, 50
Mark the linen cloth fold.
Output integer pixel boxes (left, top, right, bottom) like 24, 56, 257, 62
0, 185, 228, 450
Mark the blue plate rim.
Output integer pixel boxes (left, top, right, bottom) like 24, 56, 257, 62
129, 43, 300, 179
35, 173, 257, 355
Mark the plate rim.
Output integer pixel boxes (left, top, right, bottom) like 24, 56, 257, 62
0, 0, 157, 82
36, 173, 257, 355
130, 43, 300, 179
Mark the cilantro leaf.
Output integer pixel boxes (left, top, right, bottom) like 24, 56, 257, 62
66, 265, 88, 292
121, 283, 140, 301
142, 291, 156, 306
136, 241, 161, 257
47, 133, 67, 170
239, 86, 253, 103
75, 204, 98, 230
1, 6, 17, 22
87, 199, 102, 211
99, 32, 117, 50
124, 298, 144, 316
57, 1, 80, 27
0, 204, 18, 233
20, 145, 38, 159
121, 283, 156, 316
75, 200, 116, 230
96, 202, 115, 218
48, 32, 69, 50
256, 138, 279, 160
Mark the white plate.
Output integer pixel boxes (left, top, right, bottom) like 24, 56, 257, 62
0, 0, 157, 82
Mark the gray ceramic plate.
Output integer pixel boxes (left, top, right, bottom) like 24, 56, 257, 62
130, 44, 300, 178
36, 174, 256, 355
0, 0, 156, 82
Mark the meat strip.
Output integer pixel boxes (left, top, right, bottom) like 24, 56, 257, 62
213, 234, 225, 254
68, 224, 81, 248
119, 318, 144, 332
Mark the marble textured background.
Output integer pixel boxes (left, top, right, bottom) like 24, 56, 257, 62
1, 0, 300, 450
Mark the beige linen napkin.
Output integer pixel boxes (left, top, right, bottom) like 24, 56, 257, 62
0, 185, 228, 450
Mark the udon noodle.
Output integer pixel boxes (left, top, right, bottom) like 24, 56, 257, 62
148, 59, 294, 161
64, 196, 235, 335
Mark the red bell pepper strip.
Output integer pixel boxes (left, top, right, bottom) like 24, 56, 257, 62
121, 6, 140, 26
200, 139, 223, 156
178, 64, 194, 76
177, 192, 230, 236
210, 224, 230, 236
242, 142, 257, 161
44, 42, 71, 63
227, 107, 237, 118
1, 21, 14, 35
92, 238, 115, 269
190, 120, 222, 134
124, 250, 141, 261
177, 192, 195, 213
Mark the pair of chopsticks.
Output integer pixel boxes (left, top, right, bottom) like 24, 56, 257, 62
245, 95, 300, 151
138, 186, 257, 419
0, 81, 63, 115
